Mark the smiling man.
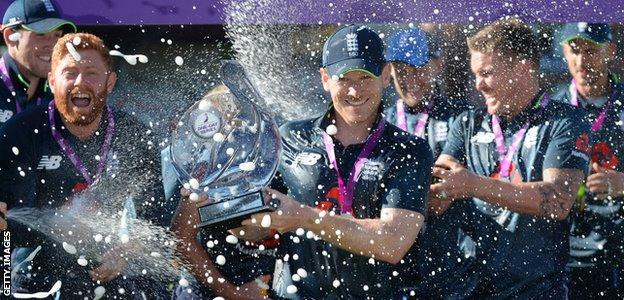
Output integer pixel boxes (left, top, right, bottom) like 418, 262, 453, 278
552, 23, 624, 298
241, 25, 433, 298
0, 33, 170, 298
429, 19, 591, 298
0, 0, 76, 127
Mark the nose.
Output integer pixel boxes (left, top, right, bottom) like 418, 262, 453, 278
475, 76, 486, 92
74, 73, 85, 86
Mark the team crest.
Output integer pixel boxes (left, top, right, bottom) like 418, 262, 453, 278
360, 161, 385, 181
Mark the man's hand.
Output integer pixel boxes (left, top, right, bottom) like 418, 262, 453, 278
0, 202, 6, 230
587, 162, 624, 199
242, 188, 312, 234
224, 275, 271, 300
89, 247, 128, 282
430, 161, 480, 201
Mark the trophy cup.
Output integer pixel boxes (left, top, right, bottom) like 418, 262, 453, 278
169, 60, 282, 229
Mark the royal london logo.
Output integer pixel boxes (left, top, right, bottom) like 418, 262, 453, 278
360, 161, 385, 181
346, 33, 359, 57
37, 155, 62, 170
0, 110, 13, 123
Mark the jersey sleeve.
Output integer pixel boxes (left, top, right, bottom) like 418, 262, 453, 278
0, 120, 38, 209
542, 108, 592, 174
382, 138, 433, 214
441, 111, 468, 162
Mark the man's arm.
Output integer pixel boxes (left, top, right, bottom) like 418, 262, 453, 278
244, 188, 424, 265
431, 154, 583, 220
171, 190, 267, 300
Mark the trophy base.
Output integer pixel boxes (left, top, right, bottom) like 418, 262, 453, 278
197, 190, 276, 229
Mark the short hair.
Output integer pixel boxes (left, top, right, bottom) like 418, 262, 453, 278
467, 18, 540, 66
51, 33, 112, 72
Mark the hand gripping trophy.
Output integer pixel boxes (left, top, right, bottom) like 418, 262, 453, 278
170, 60, 281, 228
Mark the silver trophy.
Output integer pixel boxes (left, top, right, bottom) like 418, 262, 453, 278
170, 60, 281, 228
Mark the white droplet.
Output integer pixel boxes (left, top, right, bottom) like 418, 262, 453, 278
104, 235, 112, 243
94, 234, 103, 242
77, 256, 88, 266
363, 285, 369, 291
212, 132, 225, 142
175, 56, 184, 66
295, 228, 305, 236
392, 271, 399, 276
287, 285, 298, 294
333, 279, 341, 288
137, 55, 148, 63
368, 257, 375, 265
225, 235, 238, 244
167, 39, 173, 45
189, 178, 200, 189
65, 42, 81, 61
239, 162, 256, 171
72, 36, 81, 46
118, 288, 125, 294
94, 155, 101, 161
216, 255, 226, 265
11, 147, 18, 155
292, 274, 301, 282
297, 268, 308, 278
213, 297, 225, 300
120, 234, 130, 244
62, 242, 76, 254
198, 99, 210, 111
94, 286, 106, 300
189, 193, 199, 202
179, 277, 189, 287
226, 148, 235, 156
261, 214, 271, 228
206, 241, 215, 248
183, 182, 191, 190
326, 124, 338, 135
347, 87, 357, 97
150, 252, 161, 258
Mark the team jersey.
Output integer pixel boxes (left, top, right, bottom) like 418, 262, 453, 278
0, 53, 53, 127
441, 93, 592, 298
273, 107, 433, 298
384, 93, 470, 157
552, 76, 624, 269
0, 103, 174, 298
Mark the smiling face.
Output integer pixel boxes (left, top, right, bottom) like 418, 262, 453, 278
49, 49, 117, 126
470, 50, 530, 116
320, 65, 390, 125
563, 39, 614, 91
390, 60, 441, 108
5, 28, 63, 79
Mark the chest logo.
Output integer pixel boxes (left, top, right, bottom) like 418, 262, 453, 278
294, 152, 322, 166
360, 161, 385, 181
37, 155, 62, 170
470, 132, 495, 144
433, 121, 448, 142
524, 126, 540, 148
0, 109, 13, 123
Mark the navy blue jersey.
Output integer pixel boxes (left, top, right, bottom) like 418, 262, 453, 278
441, 93, 592, 298
552, 77, 624, 269
274, 107, 433, 298
0, 53, 53, 127
384, 93, 470, 158
385, 94, 479, 297
0, 104, 174, 297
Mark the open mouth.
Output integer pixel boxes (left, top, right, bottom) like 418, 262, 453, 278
345, 97, 369, 107
38, 55, 51, 62
71, 92, 92, 108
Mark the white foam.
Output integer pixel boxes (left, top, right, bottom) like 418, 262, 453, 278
65, 42, 81, 61
325, 124, 338, 135
261, 214, 271, 228
77, 256, 88, 267
94, 286, 106, 300
239, 162, 256, 171
216, 255, 226, 265
225, 235, 238, 244
175, 56, 184, 66
62, 242, 76, 254
11, 147, 18, 155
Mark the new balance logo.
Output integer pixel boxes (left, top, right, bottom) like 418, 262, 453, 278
37, 155, 62, 170
293, 152, 321, 166
0, 110, 13, 123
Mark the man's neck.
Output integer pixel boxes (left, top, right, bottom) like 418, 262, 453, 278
13, 60, 42, 101
334, 111, 378, 147
62, 114, 103, 141
577, 74, 612, 99
503, 84, 540, 121
404, 93, 432, 113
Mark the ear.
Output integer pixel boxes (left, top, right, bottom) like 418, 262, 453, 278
47, 71, 55, 91
319, 67, 331, 92
106, 71, 117, 93
380, 63, 391, 87
2, 28, 18, 46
